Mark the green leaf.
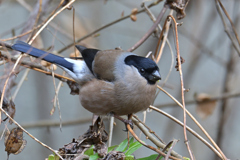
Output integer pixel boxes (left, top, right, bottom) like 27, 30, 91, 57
136, 154, 161, 160
128, 137, 135, 145
123, 137, 134, 151
108, 145, 118, 152
89, 153, 99, 160
48, 154, 59, 160
48, 154, 54, 160
125, 155, 135, 160
183, 157, 190, 160
125, 141, 143, 156
115, 138, 129, 152
84, 148, 94, 156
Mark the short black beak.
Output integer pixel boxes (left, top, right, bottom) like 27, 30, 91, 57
149, 70, 161, 82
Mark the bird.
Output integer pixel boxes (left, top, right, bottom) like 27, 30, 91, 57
11, 41, 161, 124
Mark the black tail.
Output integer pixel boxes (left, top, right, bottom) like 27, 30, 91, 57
11, 41, 73, 72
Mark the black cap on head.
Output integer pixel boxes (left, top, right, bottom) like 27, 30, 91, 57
125, 55, 161, 84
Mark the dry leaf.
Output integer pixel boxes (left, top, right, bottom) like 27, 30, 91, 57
165, 0, 187, 20
69, 50, 80, 58
2, 95, 16, 124
104, 151, 125, 160
195, 93, 217, 119
175, 56, 185, 71
130, 15, 137, 21
131, 8, 138, 15
59, 117, 108, 159
130, 8, 138, 22
41, 61, 57, 70
121, 11, 124, 17
5, 128, 27, 156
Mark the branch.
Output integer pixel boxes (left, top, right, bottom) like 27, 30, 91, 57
215, 0, 240, 55
149, 105, 222, 158
157, 85, 227, 160
58, 0, 163, 53
0, 106, 64, 160
167, 15, 194, 160
128, 6, 167, 52
0, 48, 74, 82
132, 116, 182, 159
126, 124, 181, 160
155, 91, 240, 108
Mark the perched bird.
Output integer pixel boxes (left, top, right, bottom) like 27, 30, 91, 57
11, 41, 161, 123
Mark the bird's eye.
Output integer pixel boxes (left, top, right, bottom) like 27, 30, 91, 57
139, 68, 145, 74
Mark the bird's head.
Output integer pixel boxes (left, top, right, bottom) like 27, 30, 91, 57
124, 55, 161, 85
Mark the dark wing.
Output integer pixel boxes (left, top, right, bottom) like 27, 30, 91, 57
75, 45, 99, 74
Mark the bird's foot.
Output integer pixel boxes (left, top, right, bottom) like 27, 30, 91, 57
112, 114, 134, 132
122, 119, 134, 132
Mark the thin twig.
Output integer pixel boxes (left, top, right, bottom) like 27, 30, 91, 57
51, 68, 62, 131
168, 15, 194, 160
133, 115, 165, 144
153, 9, 173, 63
126, 124, 181, 160
27, 0, 43, 42
128, 6, 168, 52
157, 85, 227, 160
215, 0, 240, 55
149, 105, 222, 158
1, 117, 93, 132
72, 7, 77, 57
0, 107, 64, 160
0, 121, 9, 140
132, 117, 182, 158
16, 0, 32, 11
156, 91, 240, 108
215, 36, 235, 160
217, 0, 240, 52
1, 1, 71, 42
0, 25, 43, 42
58, 0, 163, 53
0, 44, 75, 82
9, 0, 75, 102
0, 54, 23, 124
165, 139, 179, 160
29, 0, 76, 43
142, 4, 174, 96
108, 116, 114, 147
0, 1, 76, 157
12, 68, 30, 100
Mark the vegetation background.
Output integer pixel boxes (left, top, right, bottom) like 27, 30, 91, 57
0, 0, 239, 159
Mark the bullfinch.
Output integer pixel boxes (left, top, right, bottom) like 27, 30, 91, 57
11, 41, 161, 122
